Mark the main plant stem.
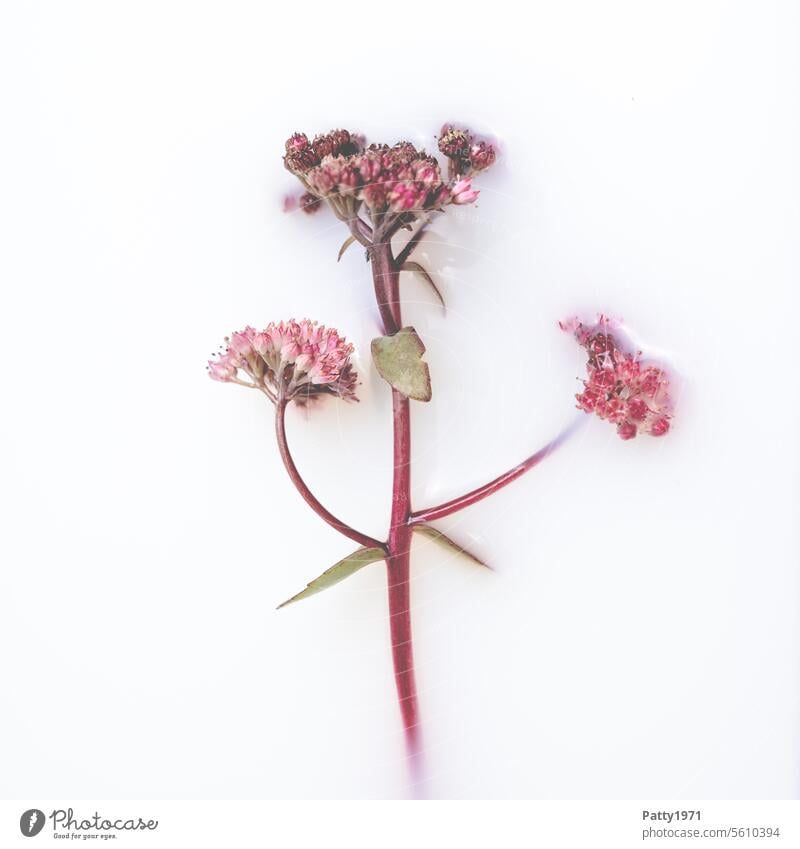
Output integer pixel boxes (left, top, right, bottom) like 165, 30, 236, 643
367, 226, 576, 789
370, 238, 422, 779
387, 391, 418, 759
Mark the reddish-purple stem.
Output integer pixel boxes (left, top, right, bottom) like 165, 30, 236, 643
387, 391, 420, 766
275, 400, 385, 551
410, 420, 581, 525
275, 221, 576, 790
369, 240, 400, 335
370, 240, 423, 782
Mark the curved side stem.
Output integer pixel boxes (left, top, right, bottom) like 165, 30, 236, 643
409, 419, 583, 525
275, 400, 385, 551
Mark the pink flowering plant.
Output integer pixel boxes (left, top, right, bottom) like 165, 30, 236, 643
208, 124, 674, 785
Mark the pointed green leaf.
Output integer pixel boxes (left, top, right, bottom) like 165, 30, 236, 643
401, 261, 446, 313
370, 327, 432, 402
277, 546, 385, 609
337, 235, 356, 262
413, 524, 490, 569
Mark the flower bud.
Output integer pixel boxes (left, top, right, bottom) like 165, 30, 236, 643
438, 126, 472, 160
284, 133, 319, 174
299, 192, 322, 214
469, 141, 496, 172
285, 133, 309, 153
450, 178, 480, 205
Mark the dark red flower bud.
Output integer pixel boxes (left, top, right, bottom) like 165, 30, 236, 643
299, 192, 322, 215
284, 132, 320, 175
285, 133, 309, 153
312, 129, 359, 160
312, 135, 336, 159
438, 126, 472, 160
469, 141, 496, 172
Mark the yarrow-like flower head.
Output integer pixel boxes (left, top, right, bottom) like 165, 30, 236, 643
561, 316, 672, 440
305, 142, 454, 214
283, 124, 496, 230
208, 320, 358, 405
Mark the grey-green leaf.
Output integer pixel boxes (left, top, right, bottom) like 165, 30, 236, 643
277, 546, 385, 609
401, 261, 446, 313
413, 524, 490, 569
371, 327, 432, 402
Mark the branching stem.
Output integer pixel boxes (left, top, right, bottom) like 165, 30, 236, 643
274, 399, 385, 551
410, 420, 582, 525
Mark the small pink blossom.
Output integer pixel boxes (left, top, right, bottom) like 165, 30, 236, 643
208, 320, 358, 404
305, 143, 448, 214
450, 178, 480, 205
562, 315, 673, 440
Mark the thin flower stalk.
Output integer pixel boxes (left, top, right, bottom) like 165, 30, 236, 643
274, 399, 385, 552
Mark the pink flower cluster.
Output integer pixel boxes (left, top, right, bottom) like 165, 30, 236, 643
208, 319, 358, 404
306, 141, 473, 213
438, 125, 497, 178
284, 126, 494, 218
561, 316, 672, 440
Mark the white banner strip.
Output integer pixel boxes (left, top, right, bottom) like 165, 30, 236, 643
2, 800, 798, 848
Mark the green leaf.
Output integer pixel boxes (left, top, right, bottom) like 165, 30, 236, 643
337, 235, 356, 262
413, 524, 490, 569
371, 327, 432, 402
401, 261, 446, 313
277, 546, 385, 609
